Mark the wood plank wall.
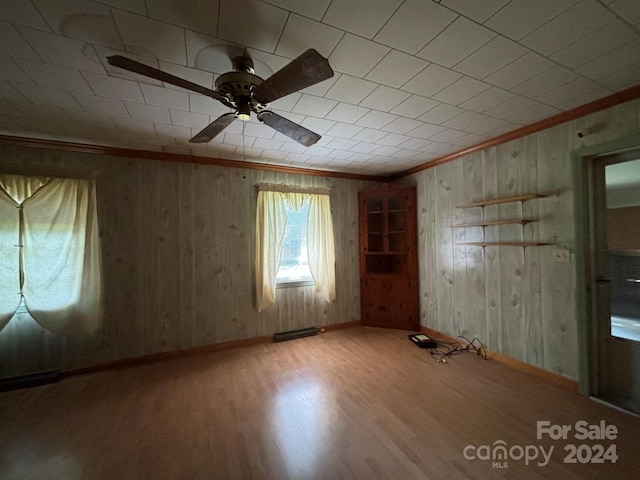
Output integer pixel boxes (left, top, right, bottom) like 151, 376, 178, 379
0, 145, 378, 377
402, 98, 640, 381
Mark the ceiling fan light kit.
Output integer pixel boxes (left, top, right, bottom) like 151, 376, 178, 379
106, 49, 334, 147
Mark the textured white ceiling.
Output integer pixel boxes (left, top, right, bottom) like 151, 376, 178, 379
1, 0, 639, 176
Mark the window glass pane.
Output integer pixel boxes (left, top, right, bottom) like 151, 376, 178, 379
277, 199, 314, 284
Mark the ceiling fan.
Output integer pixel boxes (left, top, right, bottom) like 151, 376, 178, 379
107, 49, 334, 147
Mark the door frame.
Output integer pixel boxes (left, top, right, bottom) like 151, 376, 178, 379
573, 134, 640, 397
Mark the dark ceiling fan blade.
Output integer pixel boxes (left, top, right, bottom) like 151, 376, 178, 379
253, 49, 334, 104
257, 111, 320, 147
107, 55, 234, 108
189, 112, 236, 143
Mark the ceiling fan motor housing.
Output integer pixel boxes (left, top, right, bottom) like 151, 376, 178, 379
215, 56, 267, 113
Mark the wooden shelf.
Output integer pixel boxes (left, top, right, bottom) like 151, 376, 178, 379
450, 219, 532, 228
456, 193, 546, 209
458, 242, 551, 247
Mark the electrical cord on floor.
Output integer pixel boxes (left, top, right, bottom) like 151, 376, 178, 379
427, 336, 488, 363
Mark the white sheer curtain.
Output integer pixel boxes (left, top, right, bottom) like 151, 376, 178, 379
255, 188, 336, 312
0, 173, 102, 334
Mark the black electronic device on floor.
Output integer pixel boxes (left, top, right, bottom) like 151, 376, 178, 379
408, 333, 437, 349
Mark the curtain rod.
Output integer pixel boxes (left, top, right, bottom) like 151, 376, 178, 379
255, 183, 331, 195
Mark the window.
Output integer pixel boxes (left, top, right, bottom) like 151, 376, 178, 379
0, 173, 102, 335
255, 186, 336, 311
276, 199, 314, 287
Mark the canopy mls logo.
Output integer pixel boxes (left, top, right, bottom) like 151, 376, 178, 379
463, 420, 619, 469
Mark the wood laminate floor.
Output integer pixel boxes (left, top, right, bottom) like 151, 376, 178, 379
1, 327, 639, 479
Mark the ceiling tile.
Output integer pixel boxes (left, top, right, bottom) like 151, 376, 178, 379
154, 123, 191, 138
14, 83, 82, 109
374, 0, 458, 54
365, 50, 429, 88
484, 0, 574, 40
608, 0, 640, 25
575, 38, 640, 79
325, 102, 370, 123
0, 55, 32, 83
83, 71, 145, 102
140, 83, 190, 110
170, 109, 211, 129
417, 16, 495, 67
551, 20, 638, 69
596, 63, 640, 90
359, 84, 409, 110
382, 117, 423, 134
462, 116, 510, 135
112, 10, 187, 64
453, 36, 528, 80
218, 0, 287, 53
91, 0, 147, 15
390, 95, 439, 118
350, 141, 381, 153
440, 0, 510, 23
65, 109, 117, 129
264, 0, 330, 20
124, 101, 171, 124
1, 0, 50, 30
402, 64, 462, 97
511, 66, 578, 98
417, 103, 464, 124
253, 137, 284, 151
520, 0, 614, 55
113, 116, 156, 134
443, 110, 488, 130
188, 93, 229, 117
16, 59, 93, 94
408, 122, 446, 139
432, 76, 490, 105
458, 86, 516, 112
72, 92, 129, 116
291, 94, 338, 117
275, 14, 343, 59
146, 0, 219, 37
483, 96, 539, 120
12, 103, 74, 123
329, 34, 390, 77
398, 137, 431, 151
355, 110, 397, 129
505, 103, 560, 124
535, 78, 605, 106
484, 51, 555, 90
448, 132, 488, 147
322, 0, 403, 39
352, 128, 388, 143
555, 86, 612, 109
428, 128, 467, 143
373, 145, 400, 156
325, 123, 363, 140
324, 136, 359, 149
32, 0, 123, 49
300, 116, 336, 134
377, 133, 410, 146
0, 23, 41, 60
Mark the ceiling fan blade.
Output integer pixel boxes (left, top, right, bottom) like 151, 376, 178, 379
189, 113, 236, 143
107, 55, 234, 108
253, 49, 334, 104
257, 111, 320, 147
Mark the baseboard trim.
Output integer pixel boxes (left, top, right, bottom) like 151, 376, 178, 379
62, 320, 361, 379
420, 326, 579, 393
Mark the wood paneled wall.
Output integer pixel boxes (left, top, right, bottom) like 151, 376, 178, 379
405, 99, 640, 381
0, 145, 377, 377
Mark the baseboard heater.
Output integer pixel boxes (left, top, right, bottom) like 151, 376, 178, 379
274, 327, 317, 343
0, 370, 61, 392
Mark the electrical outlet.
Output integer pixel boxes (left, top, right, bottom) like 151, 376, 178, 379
553, 249, 571, 262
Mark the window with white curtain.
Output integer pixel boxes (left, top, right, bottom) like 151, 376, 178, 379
255, 185, 336, 312
0, 173, 102, 335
